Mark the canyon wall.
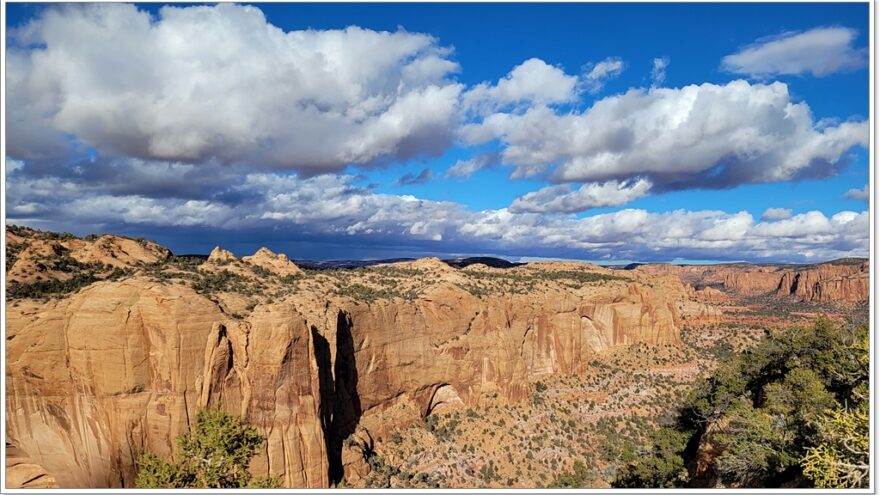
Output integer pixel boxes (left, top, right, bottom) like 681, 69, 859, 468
774, 261, 869, 302
635, 259, 868, 302
5, 269, 712, 488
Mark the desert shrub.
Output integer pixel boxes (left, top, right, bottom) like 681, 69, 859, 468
135, 409, 279, 488
614, 317, 868, 488
192, 270, 250, 294
7, 274, 99, 299
5, 242, 28, 271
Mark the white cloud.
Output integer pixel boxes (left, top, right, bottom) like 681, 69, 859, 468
463, 80, 868, 190
510, 179, 652, 213
6, 164, 868, 262
844, 184, 869, 201
722, 27, 867, 77
583, 57, 625, 93
460, 207, 866, 261
2, 5, 869, 263
761, 207, 793, 221
463, 58, 578, 113
750, 210, 863, 240
651, 57, 669, 86
5, 157, 25, 174
446, 153, 499, 179
7, 4, 463, 173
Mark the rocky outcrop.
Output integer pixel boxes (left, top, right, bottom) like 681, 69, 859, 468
695, 287, 727, 302
635, 264, 782, 295
774, 261, 868, 302
722, 270, 782, 295
691, 417, 729, 488
636, 260, 869, 302
68, 235, 170, 268
6, 233, 169, 285
6, 442, 59, 488
5, 280, 329, 488
207, 246, 237, 264
242, 247, 304, 277
5, 264, 710, 488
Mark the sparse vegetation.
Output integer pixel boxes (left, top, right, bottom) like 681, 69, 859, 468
615, 317, 869, 488
456, 268, 625, 297
6, 241, 28, 271
135, 409, 280, 488
7, 274, 101, 299
551, 459, 598, 488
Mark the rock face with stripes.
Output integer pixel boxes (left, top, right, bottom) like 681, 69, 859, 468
5, 235, 717, 488
774, 261, 868, 302
635, 259, 869, 302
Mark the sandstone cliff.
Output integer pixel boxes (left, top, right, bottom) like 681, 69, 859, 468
5, 232, 721, 488
774, 261, 868, 302
6, 442, 59, 488
635, 259, 868, 302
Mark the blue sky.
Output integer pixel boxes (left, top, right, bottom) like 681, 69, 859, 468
4, 3, 870, 262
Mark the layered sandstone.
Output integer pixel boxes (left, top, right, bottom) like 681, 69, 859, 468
5, 280, 328, 488
635, 259, 868, 302
6, 230, 169, 285
774, 261, 868, 302
242, 247, 304, 277
5, 235, 721, 488
723, 270, 783, 295
5, 443, 59, 488
207, 246, 237, 264
69, 235, 170, 268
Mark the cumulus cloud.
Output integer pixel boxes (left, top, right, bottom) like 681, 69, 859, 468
750, 210, 863, 241
396, 168, 433, 186
722, 27, 867, 77
844, 184, 869, 201
6, 3, 463, 173
6, 159, 868, 262
460, 207, 866, 261
6, 157, 25, 174
463, 58, 578, 113
761, 207, 793, 221
6, 166, 468, 240
3, 4, 869, 263
651, 57, 669, 86
510, 179, 652, 213
583, 57, 625, 93
463, 80, 868, 190
446, 153, 499, 179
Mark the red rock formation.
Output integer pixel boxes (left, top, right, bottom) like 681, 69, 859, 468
722, 269, 782, 295
6, 443, 59, 488
5, 265, 708, 488
775, 261, 868, 302
242, 247, 304, 277
6, 233, 169, 285
636, 260, 869, 302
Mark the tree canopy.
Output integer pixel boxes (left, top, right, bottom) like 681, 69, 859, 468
135, 409, 280, 488
614, 317, 869, 489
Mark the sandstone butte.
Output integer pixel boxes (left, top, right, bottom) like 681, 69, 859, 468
3, 229, 867, 488
634, 259, 868, 302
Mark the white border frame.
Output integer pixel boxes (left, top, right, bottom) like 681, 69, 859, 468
0, 0, 875, 493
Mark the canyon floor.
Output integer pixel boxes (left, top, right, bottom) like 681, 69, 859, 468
351, 300, 865, 489
3, 226, 869, 489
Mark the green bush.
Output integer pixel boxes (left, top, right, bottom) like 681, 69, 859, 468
613, 317, 869, 488
551, 460, 596, 488
135, 409, 280, 488
7, 274, 99, 299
